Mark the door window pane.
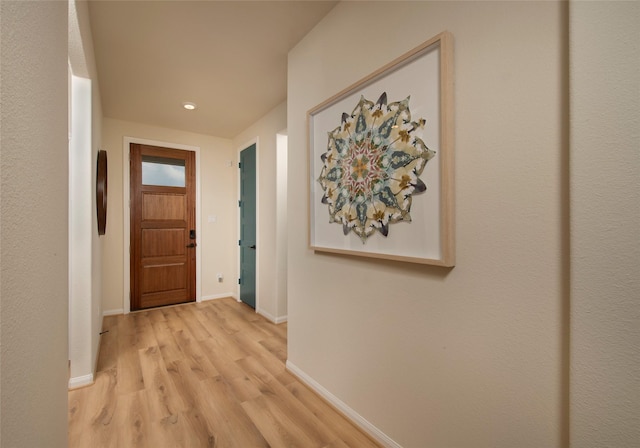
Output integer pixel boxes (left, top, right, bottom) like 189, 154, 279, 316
142, 155, 185, 187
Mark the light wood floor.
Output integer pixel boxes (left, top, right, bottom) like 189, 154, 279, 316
68, 298, 381, 448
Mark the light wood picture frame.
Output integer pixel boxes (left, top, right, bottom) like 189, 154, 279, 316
308, 31, 454, 266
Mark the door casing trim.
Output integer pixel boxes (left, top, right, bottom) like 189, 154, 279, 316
123, 136, 201, 314
237, 138, 259, 312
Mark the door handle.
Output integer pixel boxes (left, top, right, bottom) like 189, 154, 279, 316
249, 245, 256, 250
186, 243, 197, 248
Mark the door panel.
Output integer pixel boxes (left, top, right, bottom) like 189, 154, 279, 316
142, 229, 186, 257
239, 144, 257, 309
142, 193, 186, 220
131, 143, 196, 310
141, 264, 186, 293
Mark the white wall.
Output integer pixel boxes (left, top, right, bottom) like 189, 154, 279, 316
569, 2, 640, 447
287, 2, 567, 447
68, 75, 94, 386
68, 0, 105, 387
233, 102, 288, 322
0, 1, 69, 445
276, 131, 288, 321
101, 118, 237, 313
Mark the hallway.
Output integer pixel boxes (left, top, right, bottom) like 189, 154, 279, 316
68, 299, 379, 447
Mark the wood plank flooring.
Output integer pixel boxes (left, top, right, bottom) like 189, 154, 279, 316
68, 298, 381, 448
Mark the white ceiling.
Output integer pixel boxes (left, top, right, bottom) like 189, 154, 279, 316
88, 1, 337, 138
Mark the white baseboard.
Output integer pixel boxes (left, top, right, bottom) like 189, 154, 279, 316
200, 293, 235, 302
68, 373, 94, 390
257, 308, 287, 324
103, 308, 123, 316
286, 361, 402, 448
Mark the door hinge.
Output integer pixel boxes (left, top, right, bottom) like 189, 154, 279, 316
238, 240, 241, 246
238, 162, 242, 169
238, 200, 241, 207
238, 278, 241, 285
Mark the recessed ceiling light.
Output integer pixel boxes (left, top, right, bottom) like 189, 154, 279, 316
182, 102, 197, 110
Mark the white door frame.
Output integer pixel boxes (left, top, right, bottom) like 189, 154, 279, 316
237, 138, 259, 312
123, 136, 201, 314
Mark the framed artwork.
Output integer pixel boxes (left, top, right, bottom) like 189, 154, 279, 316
308, 31, 454, 266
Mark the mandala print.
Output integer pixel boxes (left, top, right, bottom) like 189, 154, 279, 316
317, 92, 436, 243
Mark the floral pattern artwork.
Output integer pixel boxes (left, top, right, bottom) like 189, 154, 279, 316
317, 92, 436, 243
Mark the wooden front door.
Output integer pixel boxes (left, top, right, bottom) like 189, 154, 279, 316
130, 143, 196, 310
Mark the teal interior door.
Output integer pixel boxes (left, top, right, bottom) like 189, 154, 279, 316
239, 144, 257, 309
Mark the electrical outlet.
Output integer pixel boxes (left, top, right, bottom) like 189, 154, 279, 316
216, 273, 223, 283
